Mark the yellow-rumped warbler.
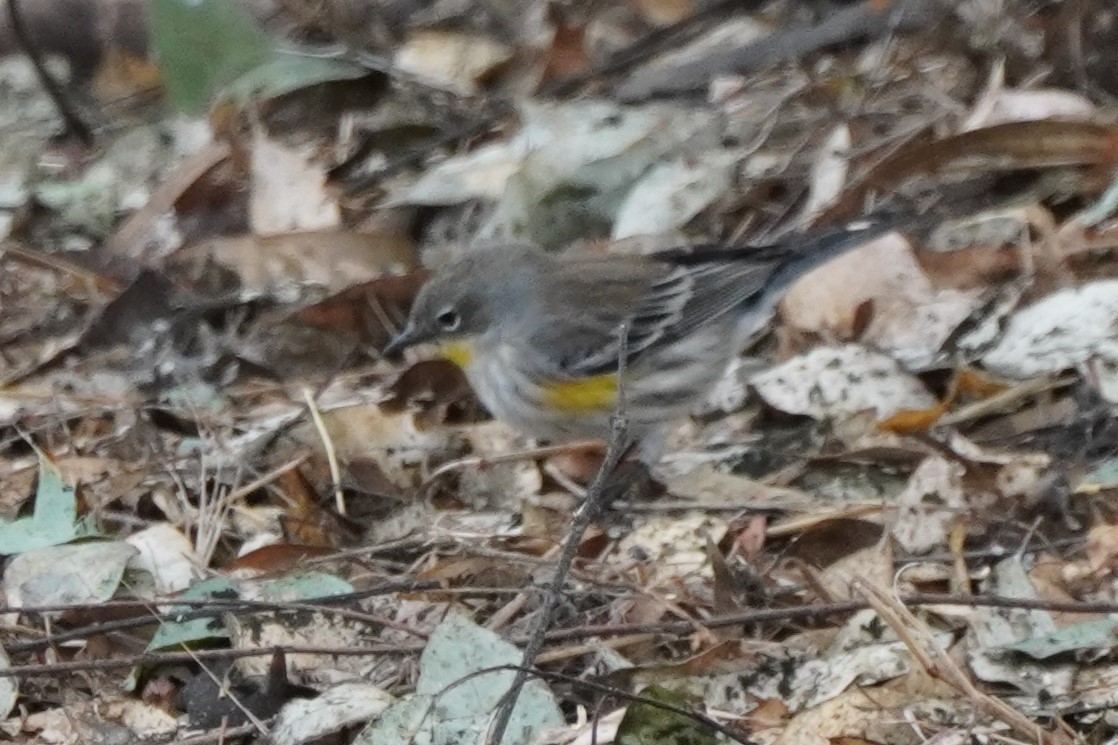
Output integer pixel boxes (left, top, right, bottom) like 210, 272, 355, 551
384, 218, 901, 442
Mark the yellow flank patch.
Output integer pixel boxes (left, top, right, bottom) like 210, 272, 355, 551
542, 373, 619, 412
438, 341, 475, 369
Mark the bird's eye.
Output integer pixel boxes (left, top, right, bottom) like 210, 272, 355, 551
435, 307, 461, 331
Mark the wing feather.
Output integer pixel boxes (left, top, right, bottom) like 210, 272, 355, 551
546, 218, 897, 377
564, 258, 774, 376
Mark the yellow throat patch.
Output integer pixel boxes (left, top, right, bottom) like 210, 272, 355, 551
438, 340, 619, 413
438, 341, 475, 369
541, 373, 619, 412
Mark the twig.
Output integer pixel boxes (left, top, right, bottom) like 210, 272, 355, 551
855, 581, 1074, 745
8, 582, 1113, 659
445, 664, 756, 745
487, 322, 634, 744
5, 0, 93, 144
536, 591, 1118, 643
104, 141, 232, 265
7, 592, 1118, 681
5, 580, 441, 655
534, 632, 660, 665
543, 0, 769, 98
616, 0, 940, 100
419, 440, 602, 495
164, 721, 261, 745
303, 387, 346, 515
936, 375, 1073, 427
0, 643, 424, 678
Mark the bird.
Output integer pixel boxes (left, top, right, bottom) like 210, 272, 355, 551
384, 217, 904, 444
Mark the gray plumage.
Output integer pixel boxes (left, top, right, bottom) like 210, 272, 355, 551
386, 217, 898, 440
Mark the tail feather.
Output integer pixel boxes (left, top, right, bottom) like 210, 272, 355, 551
653, 212, 910, 268
761, 215, 906, 296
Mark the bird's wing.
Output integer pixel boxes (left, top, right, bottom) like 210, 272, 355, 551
555, 218, 897, 377
558, 258, 776, 377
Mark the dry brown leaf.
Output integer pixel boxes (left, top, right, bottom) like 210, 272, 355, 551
890, 456, 967, 555
247, 270, 427, 375
520, 492, 577, 545
173, 230, 418, 295
91, 46, 162, 103
394, 30, 514, 94
774, 686, 906, 745
544, 445, 606, 484
538, 8, 593, 88
627, 0, 695, 26
914, 244, 1024, 289
379, 359, 475, 430
652, 640, 764, 681
708, 536, 746, 616
418, 555, 531, 588
250, 131, 340, 235
816, 539, 893, 601
456, 421, 544, 511
781, 233, 982, 369
104, 140, 234, 268
295, 403, 455, 487
879, 370, 965, 434
876, 401, 949, 434
731, 514, 767, 561
743, 697, 790, 731
275, 468, 344, 547
0, 459, 36, 514
0, 247, 118, 384
286, 271, 426, 347
821, 120, 1118, 223
780, 518, 885, 568
1085, 523, 1118, 576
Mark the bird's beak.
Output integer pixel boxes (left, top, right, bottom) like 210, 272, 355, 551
383, 325, 421, 360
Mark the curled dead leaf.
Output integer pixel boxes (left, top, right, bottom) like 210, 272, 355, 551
820, 120, 1118, 224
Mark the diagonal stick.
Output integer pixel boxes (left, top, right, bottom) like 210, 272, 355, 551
487, 322, 633, 744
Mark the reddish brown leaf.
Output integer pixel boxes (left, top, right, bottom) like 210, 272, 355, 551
275, 468, 341, 548
538, 8, 592, 88
228, 544, 335, 574
820, 120, 1118, 223
289, 271, 428, 347
379, 359, 474, 419
876, 400, 949, 434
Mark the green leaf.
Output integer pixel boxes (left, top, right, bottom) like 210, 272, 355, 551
0, 457, 94, 554
616, 686, 721, 745
151, 0, 274, 113
356, 613, 563, 745
253, 571, 354, 601
147, 577, 238, 651
6, 541, 137, 605
223, 50, 370, 107
1005, 617, 1118, 659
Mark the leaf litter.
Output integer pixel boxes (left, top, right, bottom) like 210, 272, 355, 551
5, 0, 1118, 743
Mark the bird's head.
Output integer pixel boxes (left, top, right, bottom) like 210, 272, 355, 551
383, 246, 547, 368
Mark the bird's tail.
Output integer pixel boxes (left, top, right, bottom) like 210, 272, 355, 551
760, 214, 910, 295
726, 212, 923, 345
